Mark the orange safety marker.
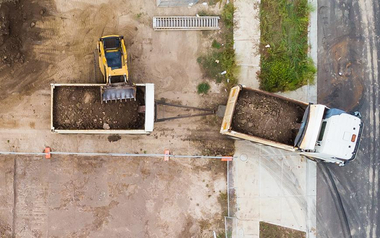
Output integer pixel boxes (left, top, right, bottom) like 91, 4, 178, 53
221, 156, 233, 162
164, 149, 170, 161
44, 147, 51, 159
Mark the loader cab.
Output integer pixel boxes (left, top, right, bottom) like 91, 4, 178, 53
100, 36, 123, 70
97, 35, 129, 84
101, 36, 122, 51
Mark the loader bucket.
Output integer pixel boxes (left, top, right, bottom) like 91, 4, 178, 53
101, 84, 136, 102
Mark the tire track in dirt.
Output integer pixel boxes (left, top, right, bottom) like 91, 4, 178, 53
0, 0, 52, 103
318, 0, 380, 237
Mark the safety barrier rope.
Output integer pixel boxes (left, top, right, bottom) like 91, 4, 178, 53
0, 148, 234, 161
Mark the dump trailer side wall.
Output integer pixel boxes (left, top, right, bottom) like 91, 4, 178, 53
220, 85, 308, 151
144, 83, 154, 132
51, 83, 154, 134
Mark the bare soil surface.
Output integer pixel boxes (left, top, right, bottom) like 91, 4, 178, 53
0, 1, 24, 66
0, 0, 233, 236
53, 86, 144, 130
232, 90, 306, 145
260, 222, 306, 238
0, 155, 227, 238
0, 0, 48, 101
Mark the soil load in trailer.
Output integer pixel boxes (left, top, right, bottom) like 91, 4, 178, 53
51, 83, 154, 134
232, 89, 306, 145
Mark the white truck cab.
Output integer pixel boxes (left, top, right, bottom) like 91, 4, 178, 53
295, 104, 363, 166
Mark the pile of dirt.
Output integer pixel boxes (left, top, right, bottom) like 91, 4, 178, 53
0, 1, 24, 65
53, 86, 144, 130
0, 0, 44, 66
231, 90, 306, 145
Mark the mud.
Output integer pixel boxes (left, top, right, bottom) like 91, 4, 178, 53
0, 0, 48, 102
232, 90, 306, 145
53, 86, 144, 130
0, 1, 24, 66
318, 2, 365, 112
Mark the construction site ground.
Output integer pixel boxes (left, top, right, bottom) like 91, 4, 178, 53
0, 0, 234, 237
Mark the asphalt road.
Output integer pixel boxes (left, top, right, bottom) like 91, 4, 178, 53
317, 0, 380, 237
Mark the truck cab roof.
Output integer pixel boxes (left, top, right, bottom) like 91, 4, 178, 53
315, 112, 362, 160
296, 104, 362, 161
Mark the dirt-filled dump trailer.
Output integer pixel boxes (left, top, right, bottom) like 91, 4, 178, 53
51, 83, 154, 134
221, 85, 308, 151
221, 85, 363, 166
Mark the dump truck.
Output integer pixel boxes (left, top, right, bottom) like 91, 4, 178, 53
221, 85, 363, 166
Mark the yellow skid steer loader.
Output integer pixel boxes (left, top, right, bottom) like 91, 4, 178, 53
97, 35, 136, 102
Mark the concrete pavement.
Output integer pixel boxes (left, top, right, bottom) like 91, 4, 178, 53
234, 0, 261, 89
232, 142, 317, 238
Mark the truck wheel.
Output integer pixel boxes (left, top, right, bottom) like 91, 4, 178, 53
93, 49, 103, 83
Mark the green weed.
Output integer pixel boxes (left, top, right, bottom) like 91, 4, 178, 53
197, 2, 238, 88
198, 10, 211, 16
259, 0, 316, 92
212, 40, 222, 49
197, 82, 211, 94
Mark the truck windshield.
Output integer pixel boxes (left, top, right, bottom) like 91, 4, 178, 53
318, 121, 327, 141
294, 105, 310, 147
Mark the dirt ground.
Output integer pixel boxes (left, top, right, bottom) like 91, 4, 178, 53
53, 86, 144, 130
0, 0, 234, 236
232, 89, 306, 145
0, 155, 228, 237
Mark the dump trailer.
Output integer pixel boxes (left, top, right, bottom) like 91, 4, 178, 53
221, 85, 363, 166
51, 83, 154, 134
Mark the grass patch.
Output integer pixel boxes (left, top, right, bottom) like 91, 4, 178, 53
198, 10, 212, 16
217, 191, 228, 217
260, 222, 306, 238
197, 82, 211, 94
212, 39, 222, 49
208, 0, 222, 6
217, 231, 232, 238
259, 0, 316, 92
197, 2, 238, 88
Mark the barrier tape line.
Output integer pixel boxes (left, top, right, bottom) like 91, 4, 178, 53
0, 151, 234, 160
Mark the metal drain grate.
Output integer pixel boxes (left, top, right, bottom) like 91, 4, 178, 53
153, 16, 220, 30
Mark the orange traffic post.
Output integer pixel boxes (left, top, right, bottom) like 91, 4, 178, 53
221, 156, 233, 162
164, 149, 170, 161
44, 147, 51, 159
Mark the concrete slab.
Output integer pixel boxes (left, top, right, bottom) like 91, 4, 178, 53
236, 197, 260, 220
237, 66, 261, 88
234, 41, 260, 66
234, 0, 261, 89
236, 219, 260, 237
232, 141, 317, 238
